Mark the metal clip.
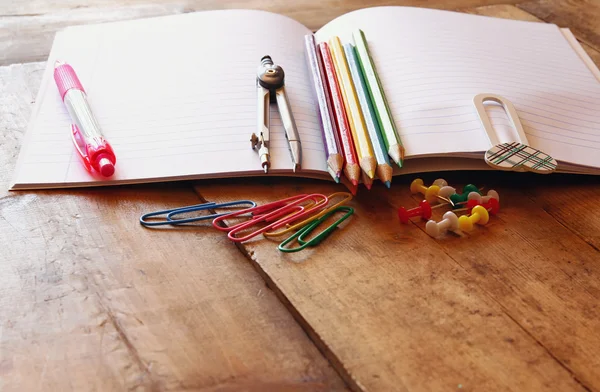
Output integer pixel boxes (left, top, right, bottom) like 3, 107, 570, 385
263, 192, 352, 238
213, 194, 328, 242
140, 200, 256, 227
278, 206, 354, 253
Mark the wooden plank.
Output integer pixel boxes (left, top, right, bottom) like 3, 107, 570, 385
519, 0, 600, 54
0, 0, 523, 66
195, 178, 589, 392
0, 63, 347, 391
193, 6, 600, 390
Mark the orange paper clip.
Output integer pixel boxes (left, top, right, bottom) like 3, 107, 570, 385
213, 194, 329, 242
263, 192, 352, 238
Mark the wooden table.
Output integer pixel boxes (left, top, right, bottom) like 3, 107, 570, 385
2, 1, 600, 391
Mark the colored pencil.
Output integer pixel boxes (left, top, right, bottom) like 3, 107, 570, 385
328, 36, 377, 179
361, 170, 373, 190
304, 34, 343, 182
353, 29, 405, 168
344, 42, 393, 188
318, 41, 361, 186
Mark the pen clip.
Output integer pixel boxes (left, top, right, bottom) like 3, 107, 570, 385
71, 124, 92, 172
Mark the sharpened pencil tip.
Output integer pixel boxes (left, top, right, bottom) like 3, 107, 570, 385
351, 180, 358, 186
367, 170, 375, 179
54, 60, 64, 68
263, 166, 268, 173
365, 183, 372, 190
335, 176, 340, 183
385, 181, 391, 189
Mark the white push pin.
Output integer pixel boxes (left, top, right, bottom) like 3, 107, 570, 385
432, 178, 448, 187
426, 211, 459, 238
438, 186, 456, 199
483, 190, 499, 203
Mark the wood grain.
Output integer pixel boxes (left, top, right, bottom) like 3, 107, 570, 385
0, 63, 347, 391
0, 0, 522, 66
519, 0, 600, 53
196, 177, 591, 392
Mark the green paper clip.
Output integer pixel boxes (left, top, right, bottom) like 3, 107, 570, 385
278, 206, 354, 253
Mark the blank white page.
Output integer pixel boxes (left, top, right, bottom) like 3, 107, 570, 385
315, 7, 600, 169
12, 10, 326, 189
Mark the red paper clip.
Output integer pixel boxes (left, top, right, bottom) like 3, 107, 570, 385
212, 194, 329, 242
211, 194, 308, 232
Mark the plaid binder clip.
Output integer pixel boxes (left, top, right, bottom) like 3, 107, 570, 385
473, 93, 557, 174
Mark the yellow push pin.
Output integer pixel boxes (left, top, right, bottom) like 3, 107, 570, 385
458, 205, 489, 231
410, 178, 443, 204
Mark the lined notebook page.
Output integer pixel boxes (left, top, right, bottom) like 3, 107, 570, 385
315, 7, 600, 169
12, 10, 326, 189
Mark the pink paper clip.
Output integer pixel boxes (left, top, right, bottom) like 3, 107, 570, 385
213, 194, 329, 242
212, 194, 311, 233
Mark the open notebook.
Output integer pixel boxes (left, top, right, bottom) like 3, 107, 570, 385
10, 6, 600, 190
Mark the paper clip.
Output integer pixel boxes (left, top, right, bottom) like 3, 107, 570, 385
140, 200, 256, 227
263, 192, 353, 238
213, 194, 329, 242
473, 93, 557, 174
212, 194, 313, 232
278, 206, 354, 253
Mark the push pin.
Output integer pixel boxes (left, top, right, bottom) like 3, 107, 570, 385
432, 178, 448, 187
438, 185, 457, 199
449, 184, 481, 206
460, 189, 499, 206
458, 205, 489, 231
426, 211, 459, 238
410, 179, 447, 204
483, 190, 500, 203
398, 200, 432, 224
467, 197, 500, 215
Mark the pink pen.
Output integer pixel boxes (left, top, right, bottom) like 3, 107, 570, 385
53, 61, 116, 177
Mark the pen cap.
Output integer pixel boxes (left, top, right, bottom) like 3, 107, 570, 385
54, 62, 85, 100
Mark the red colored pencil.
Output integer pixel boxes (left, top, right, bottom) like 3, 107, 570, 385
318, 42, 360, 187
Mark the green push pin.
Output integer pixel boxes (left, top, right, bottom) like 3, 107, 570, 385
449, 184, 482, 208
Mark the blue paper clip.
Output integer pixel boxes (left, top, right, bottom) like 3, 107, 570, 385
140, 200, 256, 227
278, 206, 354, 253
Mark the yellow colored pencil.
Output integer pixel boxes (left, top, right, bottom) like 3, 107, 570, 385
328, 36, 376, 179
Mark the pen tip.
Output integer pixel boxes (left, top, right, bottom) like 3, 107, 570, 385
384, 181, 391, 189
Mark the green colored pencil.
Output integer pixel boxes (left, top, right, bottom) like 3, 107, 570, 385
353, 29, 405, 168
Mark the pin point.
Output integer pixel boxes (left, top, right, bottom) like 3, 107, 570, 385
398, 200, 432, 224
426, 211, 459, 238
438, 186, 457, 199
458, 205, 489, 231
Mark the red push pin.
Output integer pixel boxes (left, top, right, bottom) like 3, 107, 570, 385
467, 197, 500, 215
398, 200, 432, 224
